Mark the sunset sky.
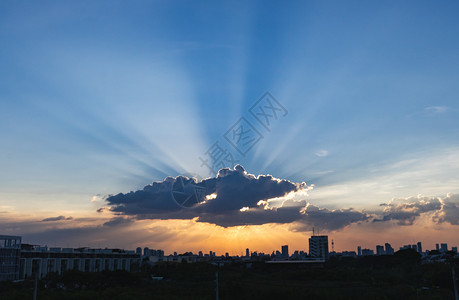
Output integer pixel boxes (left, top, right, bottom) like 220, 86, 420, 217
1, 1, 459, 255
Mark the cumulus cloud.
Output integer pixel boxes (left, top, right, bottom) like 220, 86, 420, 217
374, 194, 459, 226
41, 216, 73, 222
107, 165, 304, 215
432, 194, 459, 225
104, 165, 368, 231
294, 204, 370, 231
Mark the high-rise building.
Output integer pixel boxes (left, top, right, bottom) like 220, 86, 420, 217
0, 235, 21, 281
309, 236, 329, 260
440, 243, 448, 253
376, 245, 385, 255
357, 246, 362, 256
136, 247, 142, 255
385, 243, 394, 255
436, 244, 439, 251
452, 247, 458, 253
281, 245, 289, 258
246, 248, 250, 257
417, 242, 422, 254
361, 248, 374, 256
20, 245, 140, 279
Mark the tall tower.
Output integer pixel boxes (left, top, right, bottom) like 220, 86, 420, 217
385, 243, 394, 255
281, 245, 289, 258
309, 235, 329, 260
0, 235, 21, 281
417, 242, 422, 254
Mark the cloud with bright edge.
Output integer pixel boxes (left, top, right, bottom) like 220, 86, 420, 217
103, 165, 370, 231
375, 194, 459, 226
41, 216, 73, 222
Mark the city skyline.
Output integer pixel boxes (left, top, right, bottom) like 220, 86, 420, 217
8, 231, 458, 258
1, 1, 459, 255
4, 233, 456, 284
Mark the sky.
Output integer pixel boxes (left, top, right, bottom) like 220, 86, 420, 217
1, 0, 459, 255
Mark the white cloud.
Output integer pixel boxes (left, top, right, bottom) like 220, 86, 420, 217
309, 147, 459, 208
315, 150, 329, 157
423, 106, 450, 114
91, 194, 104, 203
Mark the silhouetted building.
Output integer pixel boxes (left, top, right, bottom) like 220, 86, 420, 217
452, 247, 458, 253
436, 244, 439, 251
440, 243, 448, 253
309, 236, 329, 260
281, 245, 289, 258
361, 248, 374, 256
400, 245, 413, 251
417, 242, 422, 254
0, 235, 21, 281
357, 246, 362, 256
340, 251, 357, 257
385, 243, 394, 255
376, 245, 384, 255
142, 247, 164, 257
19, 246, 140, 280
136, 247, 142, 255
246, 248, 250, 257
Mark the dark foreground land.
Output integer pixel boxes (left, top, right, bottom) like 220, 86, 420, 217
2, 250, 458, 300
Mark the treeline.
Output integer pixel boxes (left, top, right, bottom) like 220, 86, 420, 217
1, 249, 457, 299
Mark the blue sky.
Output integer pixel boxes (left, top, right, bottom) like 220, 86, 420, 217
1, 1, 459, 251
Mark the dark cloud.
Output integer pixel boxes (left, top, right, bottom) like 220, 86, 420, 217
195, 202, 369, 231
103, 217, 133, 227
41, 216, 73, 222
97, 207, 107, 213
374, 196, 442, 225
106, 176, 182, 214
432, 194, 459, 225
293, 205, 370, 232
107, 165, 305, 214
104, 165, 369, 231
